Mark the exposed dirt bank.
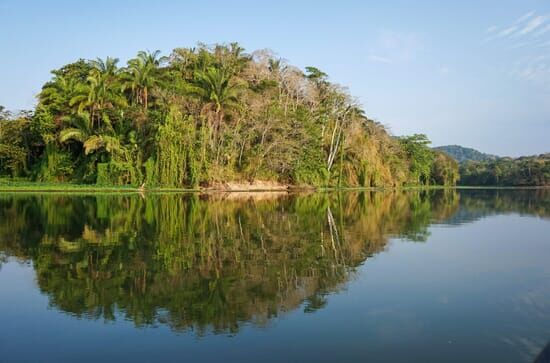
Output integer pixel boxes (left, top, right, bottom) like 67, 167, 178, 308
204, 180, 291, 192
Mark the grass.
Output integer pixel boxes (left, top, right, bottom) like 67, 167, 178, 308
0, 181, 141, 192
0, 178, 547, 193
0, 178, 159, 193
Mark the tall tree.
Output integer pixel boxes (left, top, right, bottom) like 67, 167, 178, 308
399, 134, 435, 185
189, 66, 242, 135
124, 50, 166, 110
70, 57, 126, 129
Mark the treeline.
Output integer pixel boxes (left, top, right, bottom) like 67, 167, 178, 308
459, 154, 550, 186
0, 43, 458, 188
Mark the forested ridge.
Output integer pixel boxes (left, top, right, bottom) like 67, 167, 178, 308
434, 145, 549, 186
433, 145, 498, 163
459, 154, 550, 186
0, 43, 459, 189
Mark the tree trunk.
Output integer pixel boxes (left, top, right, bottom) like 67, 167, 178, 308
144, 87, 148, 110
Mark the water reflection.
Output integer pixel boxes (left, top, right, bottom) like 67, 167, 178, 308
444, 189, 550, 225
0, 189, 547, 336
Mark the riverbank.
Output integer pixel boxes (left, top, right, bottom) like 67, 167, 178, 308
0, 180, 548, 193
0, 180, 292, 193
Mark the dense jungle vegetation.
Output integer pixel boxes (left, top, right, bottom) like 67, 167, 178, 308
433, 145, 549, 186
0, 43, 459, 188
459, 154, 550, 186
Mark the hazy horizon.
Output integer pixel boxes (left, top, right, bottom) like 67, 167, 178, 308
1, 0, 549, 156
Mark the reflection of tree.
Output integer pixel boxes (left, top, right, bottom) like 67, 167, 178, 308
0, 190, 465, 334
441, 189, 550, 225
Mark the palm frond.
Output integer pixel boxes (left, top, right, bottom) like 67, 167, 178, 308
59, 128, 85, 143
83, 135, 104, 155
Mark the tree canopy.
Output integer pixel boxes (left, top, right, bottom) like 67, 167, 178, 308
1, 43, 460, 188
459, 154, 550, 186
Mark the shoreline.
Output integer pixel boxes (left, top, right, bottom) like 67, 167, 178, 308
0, 183, 548, 194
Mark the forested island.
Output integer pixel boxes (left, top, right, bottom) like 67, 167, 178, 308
0, 43, 460, 190
0, 43, 547, 189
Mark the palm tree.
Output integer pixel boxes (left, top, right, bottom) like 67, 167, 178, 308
216, 42, 248, 73
69, 57, 127, 129
59, 112, 127, 159
268, 58, 282, 74
123, 50, 166, 110
59, 113, 95, 154
89, 57, 120, 79
39, 75, 82, 120
189, 66, 241, 134
137, 49, 166, 67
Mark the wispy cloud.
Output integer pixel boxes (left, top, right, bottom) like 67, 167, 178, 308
486, 25, 498, 34
510, 55, 550, 89
515, 11, 534, 24
517, 15, 546, 35
534, 24, 550, 37
488, 11, 548, 40
498, 25, 518, 38
367, 55, 392, 64
367, 30, 423, 65
485, 11, 550, 89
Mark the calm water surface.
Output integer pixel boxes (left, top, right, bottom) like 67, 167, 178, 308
0, 189, 549, 363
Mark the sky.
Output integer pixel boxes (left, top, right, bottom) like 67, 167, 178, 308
1, 0, 549, 156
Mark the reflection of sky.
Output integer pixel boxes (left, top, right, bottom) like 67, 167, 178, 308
1, 213, 549, 362
348, 215, 550, 362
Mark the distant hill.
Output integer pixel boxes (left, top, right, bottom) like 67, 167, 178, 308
433, 145, 498, 163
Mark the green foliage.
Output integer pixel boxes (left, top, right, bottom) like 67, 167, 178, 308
0, 115, 40, 177
96, 161, 137, 185
292, 149, 328, 186
95, 162, 110, 185
155, 109, 201, 187
0, 142, 27, 176
431, 151, 460, 186
144, 157, 157, 187
459, 154, 550, 186
1, 43, 462, 188
35, 144, 74, 182
434, 145, 498, 163
398, 134, 435, 185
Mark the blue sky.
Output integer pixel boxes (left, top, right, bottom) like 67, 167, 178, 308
1, 0, 549, 156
